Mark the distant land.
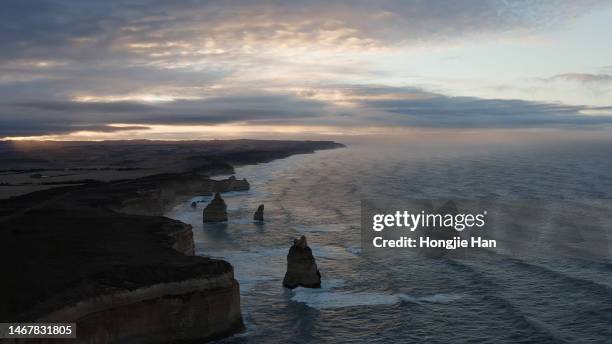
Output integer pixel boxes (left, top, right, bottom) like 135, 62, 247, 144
0, 139, 344, 199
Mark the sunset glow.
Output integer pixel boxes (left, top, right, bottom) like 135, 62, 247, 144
1, 1, 611, 140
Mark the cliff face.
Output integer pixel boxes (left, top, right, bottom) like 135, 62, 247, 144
36, 272, 243, 344
0, 206, 244, 343
108, 174, 250, 216
0, 174, 252, 343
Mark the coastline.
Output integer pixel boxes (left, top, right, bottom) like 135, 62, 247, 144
0, 139, 344, 343
0, 139, 345, 200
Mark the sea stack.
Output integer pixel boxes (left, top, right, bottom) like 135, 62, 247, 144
203, 192, 228, 222
282, 236, 321, 289
253, 204, 264, 221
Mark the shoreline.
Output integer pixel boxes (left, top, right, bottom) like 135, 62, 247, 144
0, 139, 344, 343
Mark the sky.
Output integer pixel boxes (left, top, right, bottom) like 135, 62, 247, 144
1, 0, 612, 140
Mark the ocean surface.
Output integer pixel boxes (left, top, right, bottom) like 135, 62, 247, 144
167, 141, 612, 343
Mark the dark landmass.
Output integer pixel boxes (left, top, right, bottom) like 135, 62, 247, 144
0, 139, 344, 173
0, 139, 343, 342
0, 139, 344, 199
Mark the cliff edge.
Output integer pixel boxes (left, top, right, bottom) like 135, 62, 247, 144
0, 205, 244, 343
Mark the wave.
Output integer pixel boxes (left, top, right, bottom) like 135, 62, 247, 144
290, 288, 465, 309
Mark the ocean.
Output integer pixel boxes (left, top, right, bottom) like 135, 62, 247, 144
167, 141, 612, 343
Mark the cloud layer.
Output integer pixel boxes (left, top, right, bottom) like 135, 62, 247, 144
1, 0, 611, 137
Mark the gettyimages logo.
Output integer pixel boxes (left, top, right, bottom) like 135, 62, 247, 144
371, 209, 487, 232
361, 198, 611, 260
362, 199, 493, 258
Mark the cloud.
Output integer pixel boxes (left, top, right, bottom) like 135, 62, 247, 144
546, 73, 612, 84
0, 92, 330, 136
0, 121, 149, 137
2, 85, 612, 137
1, 0, 608, 64
1, 1, 611, 137
341, 85, 612, 128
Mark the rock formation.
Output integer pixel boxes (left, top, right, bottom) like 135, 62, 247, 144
212, 176, 250, 193
203, 192, 228, 222
282, 236, 321, 289
253, 204, 264, 222
228, 176, 250, 191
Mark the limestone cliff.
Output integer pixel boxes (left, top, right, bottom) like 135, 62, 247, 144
0, 204, 244, 343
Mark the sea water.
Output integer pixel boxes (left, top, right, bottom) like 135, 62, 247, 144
166, 141, 612, 343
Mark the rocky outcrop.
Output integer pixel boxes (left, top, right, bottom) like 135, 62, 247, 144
203, 192, 228, 222
212, 176, 250, 193
282, 236, 321, 289
253, 204, 264, 222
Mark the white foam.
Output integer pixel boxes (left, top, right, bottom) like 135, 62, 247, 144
416, 293, 465, 303
291, 290, 400, 309
291, 289, 465, 309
